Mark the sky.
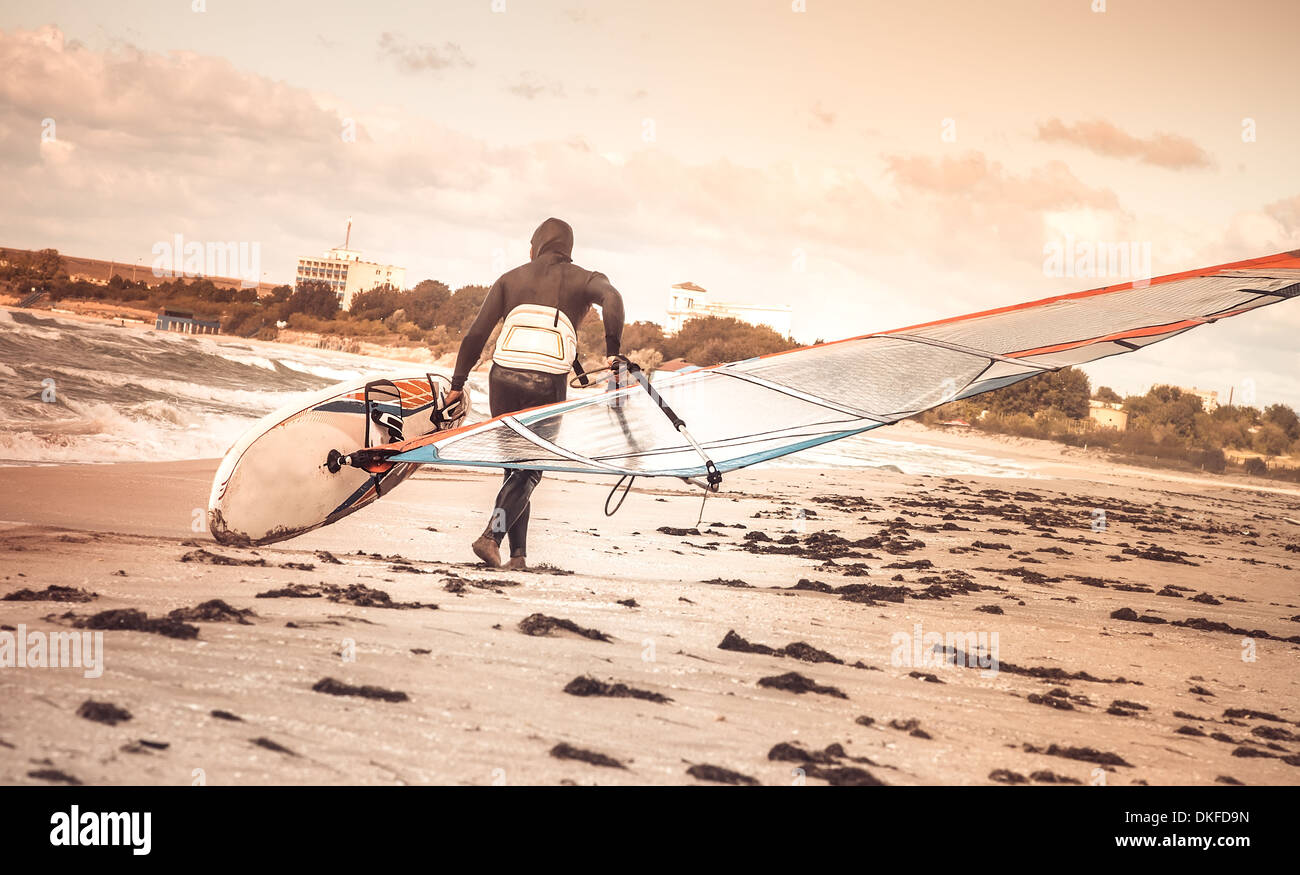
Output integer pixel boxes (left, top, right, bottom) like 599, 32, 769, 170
1, 0, 1298, 406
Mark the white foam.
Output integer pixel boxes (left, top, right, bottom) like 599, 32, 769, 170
0, 321, 62, 341
276, 360, 365, 381
43, 366, 303, 413
216, 352, 278, 371
0, 404, 254, 464
3, 309, 510, 465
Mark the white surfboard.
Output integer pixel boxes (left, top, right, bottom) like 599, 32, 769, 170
208, 373, 469, 546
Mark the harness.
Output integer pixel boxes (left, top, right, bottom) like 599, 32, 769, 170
492, 304, 579, 375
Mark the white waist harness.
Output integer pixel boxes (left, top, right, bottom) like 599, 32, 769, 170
492, 304, 578, 375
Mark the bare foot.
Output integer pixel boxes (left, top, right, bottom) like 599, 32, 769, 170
503, 555, 527, 571
471, 535, 502, 567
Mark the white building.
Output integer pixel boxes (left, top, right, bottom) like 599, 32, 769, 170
665, 281, 793, 337
295, 221, 405, 310
665, 282, 708, 333
1177, 386, 1220, 412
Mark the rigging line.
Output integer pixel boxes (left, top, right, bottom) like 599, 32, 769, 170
596, 361, 652, 514
605, 474, 636, 516
695, 484, 711, 528
613, 356, 723, 491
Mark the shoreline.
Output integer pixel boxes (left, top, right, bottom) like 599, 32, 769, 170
4, 413, 1297, 499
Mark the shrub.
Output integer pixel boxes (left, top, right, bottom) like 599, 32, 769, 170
1191, 447, 1227, 473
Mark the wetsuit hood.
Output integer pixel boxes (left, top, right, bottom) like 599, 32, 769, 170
530, 217, 574, 261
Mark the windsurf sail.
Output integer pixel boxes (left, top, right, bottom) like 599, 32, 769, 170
379, 250, 1300, 481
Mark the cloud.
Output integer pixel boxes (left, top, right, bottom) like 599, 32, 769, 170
1263, 194, 1300, 237
810, 102, 835, 128
0, 26, 1129, 328
1220, 194, 1300, 256
0, 25, 339, 145
377, 33, 471, 74
506, 73, 567, 100
0, 26, 1122, 289
881, 151, 1124, 271
1036, 118, 1213, 170
886, 151, 1119, 211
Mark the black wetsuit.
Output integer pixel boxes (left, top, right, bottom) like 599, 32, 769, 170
452, 217, 624, 557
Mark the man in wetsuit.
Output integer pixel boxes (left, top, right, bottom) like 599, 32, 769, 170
442, 217, 624, 569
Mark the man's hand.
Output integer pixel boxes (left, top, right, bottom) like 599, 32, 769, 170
443, 389, 464, 410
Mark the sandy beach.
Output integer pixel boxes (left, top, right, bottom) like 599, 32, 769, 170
2, 423, 1298, 787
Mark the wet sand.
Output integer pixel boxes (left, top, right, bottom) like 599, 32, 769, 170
2, 434, 1299, 786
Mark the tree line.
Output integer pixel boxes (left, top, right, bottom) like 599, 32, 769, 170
924, 367, 1300, 479
1, 248, 798, 366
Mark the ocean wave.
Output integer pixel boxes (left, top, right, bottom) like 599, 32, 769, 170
276, 359, 367, 382
36, 366, 309, 414
0, 404, 254, 463
0, 309, 461, 464
216, 352, 280, 371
